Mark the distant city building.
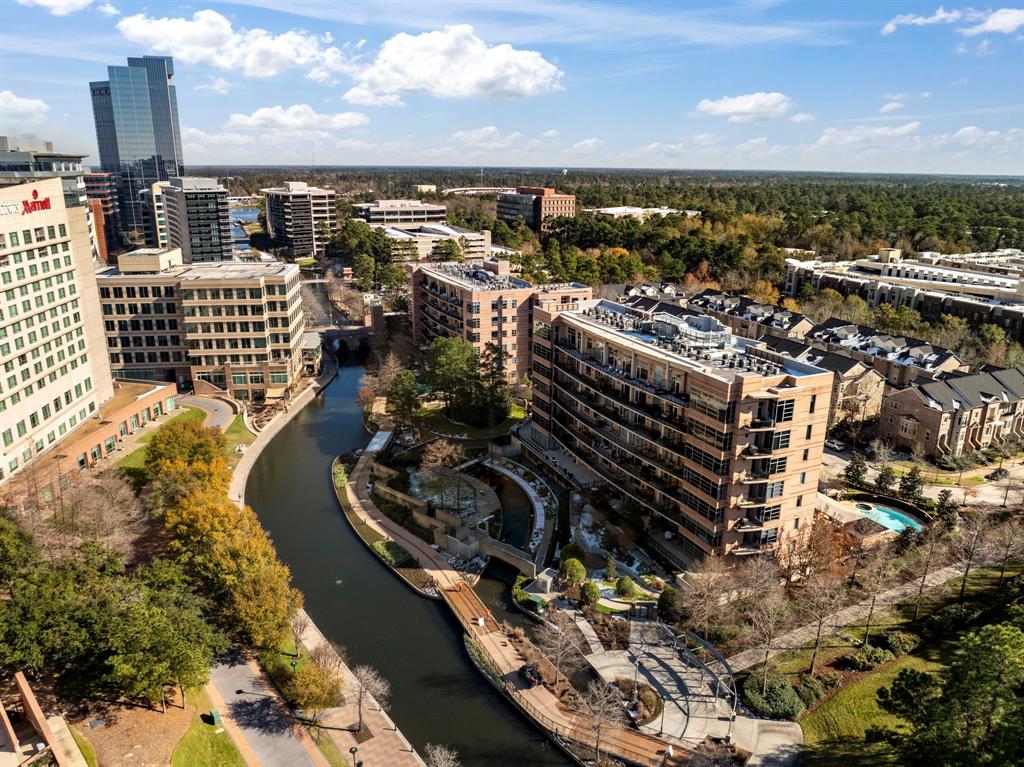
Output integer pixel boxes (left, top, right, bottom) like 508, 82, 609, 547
96, 247, 304, 398
0, 136, 88, 209
373, 223, 491, 262
806, 318, 968, 389
85, 172, 119, 261
0, 179, 115, 485
523, 298, 833, 565
90, 55, 184, 242
686, 290, 815, 341
412, 184, 437, 193
262, 182, 338, 257
497, 187, 575, 232
584, 206, 699, 220
410, 260, 591, 379
879, 367, 1024, 459
139, 180, 169, 248
353, 199, 446, 229
163, 177, 232, 263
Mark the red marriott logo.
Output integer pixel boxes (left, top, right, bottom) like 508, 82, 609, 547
22, 189, 51, 215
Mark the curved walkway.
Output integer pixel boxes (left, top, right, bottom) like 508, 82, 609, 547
178, 394, 236, 430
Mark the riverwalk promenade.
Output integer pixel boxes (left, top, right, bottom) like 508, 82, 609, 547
345, 404, 683, 767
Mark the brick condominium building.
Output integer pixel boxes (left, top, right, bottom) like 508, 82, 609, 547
410, 260, 591, 378
497, 187, 576, 233
525, 299, 834, 565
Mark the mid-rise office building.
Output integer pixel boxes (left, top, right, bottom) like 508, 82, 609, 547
0, 137, 88, 210
0, 178, 115, 484
262, 182, 338, 257
525, 299, 833, 565
96, 247, 304, 400
163, 177, 232, 263
85, 172, 119, 262
375, 223, 491, 262
90, 55, 184, 242
410, 260, 591, 379
139, 180, 169, 248
353, 199, 446, 229
497, 187, 575, 232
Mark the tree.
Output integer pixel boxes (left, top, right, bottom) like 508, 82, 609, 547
899, 466, 925, 501
291, 612, 311, 658
352, 664, 390, 731
856, 546, 897, 647
387, 370, 420, 428
54, 470, 141, 556
578, 680, 628, 761
559, 558, 586, 587
746, 586, 790, 695
875, 465, 897, 495
615, 576, 635, 598
950, 514, 995, 601
144, 420, 226, 475
536, 611, 584, 690
747, 279, 780, 305
935, 489, 960, 529
844, 453, 868, 485
871, 438, 895, 466
430, 239, 463, 262
420, 439, 463, 511
0, 514, 38, 590
605, 555, 617, 582
658, 585, 680, 623
911, 525, 948, 621
375, 350, 406, 393
288, 663, 343, 723
423, 337, 477, 417
424, 744, 461, 767
801, 574, 845, 674
683, 555, 729, 641
993, 515, 1024, 586
876, 623, 1024, 767
581, 580, 601, 605
353, 252, 375, 292
146, 457, 232, 519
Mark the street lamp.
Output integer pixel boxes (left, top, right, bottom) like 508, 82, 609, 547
632, 659, 643, 704
349, 746, 362, 767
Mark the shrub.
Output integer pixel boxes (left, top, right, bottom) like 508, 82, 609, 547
559, 558, 586, 585
843, 644, 894, 671
795, 675, 826, 707
923, 602, 984, 638
885, 630, 922, 656
512, 575, 531, 606
371, 539, 412, 566
560, 543, 585, 563
817, 672, 844, 690
742, 671, 806, 720
615, 576, 635, 598
581, 580, 601, 605
658, 585, 680, 622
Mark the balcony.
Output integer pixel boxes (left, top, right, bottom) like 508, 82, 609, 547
734, 517, 767, 531
553, 341, 689, 408
738, 496, 771, 508
739, 471, 771, 483
747, 417, 776, 430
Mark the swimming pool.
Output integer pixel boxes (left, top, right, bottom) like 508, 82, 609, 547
854, 502, 924, 533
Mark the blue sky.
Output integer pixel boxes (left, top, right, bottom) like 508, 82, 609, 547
1, 1, 1021, 174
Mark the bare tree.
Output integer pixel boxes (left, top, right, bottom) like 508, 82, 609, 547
309, 641, 348, 675
353, 664, 390, 731
291, 613, 311, 658
57, 470, 142, 556
800, 574, 845, 674
683, 555, 729, 641
375, 350, 406, 393
911, 525, 949, 621
745, 586, 790, 695
536, 610, 585, 690
779, 514, 840, 581
993, 515, 1024, 586
855, 545, 897, 647
424, 744, 461, 767
736, 555, 781, 612
421, 439, 464, 510
578, 680, 628, 762
950, 513, 996, 601
870, 438, 894, 466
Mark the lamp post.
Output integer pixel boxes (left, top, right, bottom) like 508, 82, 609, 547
349, 746, 362, 767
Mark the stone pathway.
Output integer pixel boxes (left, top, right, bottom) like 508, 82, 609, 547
725, 561, 966, 672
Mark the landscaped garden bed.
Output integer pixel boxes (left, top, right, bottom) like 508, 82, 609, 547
582, 605, 630, 650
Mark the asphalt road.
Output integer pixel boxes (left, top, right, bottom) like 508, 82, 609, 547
179, 394, 235, 431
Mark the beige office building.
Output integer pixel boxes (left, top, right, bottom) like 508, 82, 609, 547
96, 247, 305, 400
525, 299, 834, 566
354, 199, 447, 229
376, 223, 491, 262
262, 182, 338, 257
410, 260, 591, 379
0, 178, 115, 484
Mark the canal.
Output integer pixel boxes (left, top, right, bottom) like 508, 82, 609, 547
246, 358, 573, 766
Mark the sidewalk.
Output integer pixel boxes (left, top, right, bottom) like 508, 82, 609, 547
725, 561, 965, 672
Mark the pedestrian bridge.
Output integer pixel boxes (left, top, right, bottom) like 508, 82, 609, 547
478, 537, 536, 577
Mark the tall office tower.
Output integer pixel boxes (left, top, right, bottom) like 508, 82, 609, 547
163, 177, 232, 263
262, 182, 338, 257
0, 178, 116, 485
90, 56, 184, 245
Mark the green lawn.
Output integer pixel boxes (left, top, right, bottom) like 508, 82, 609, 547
223, 415, 256, 469
170, 688, 245, 767
70, 726, 98, 767
415, 402, 526, 439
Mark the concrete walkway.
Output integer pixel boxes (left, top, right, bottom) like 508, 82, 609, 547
726, 561, 966, 672
179, 394, 236, 430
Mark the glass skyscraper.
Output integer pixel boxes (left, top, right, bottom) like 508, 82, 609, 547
90, 56, 183, 245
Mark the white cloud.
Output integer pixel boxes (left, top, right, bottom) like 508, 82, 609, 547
96, 2, 118, 15
342, 87, 404, 107
350, 25, 563, 101
960, 8, 1024, 36
790, 113, 815, 123
881, 6, 962, 35
695, 91, 794, 123
919, 91, 932, 98
0, 90, 49, 125
880, 101, 904, 113
542, 129, 559, 138
117, 10, 353, 80
736, 137, 786, 157
948, 125, 1022, 147
227, 104, 368, 132
816, 121, 921, 147
692, 132, 725, 145
195, 77, 231, 95
452, 126, 522, 150
569, 138, 604, 153
16, 0, 92, 15
182, 126, 254, 146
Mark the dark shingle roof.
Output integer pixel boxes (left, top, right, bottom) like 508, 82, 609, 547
915, 367, 1024, 412
688, 289, 810, 332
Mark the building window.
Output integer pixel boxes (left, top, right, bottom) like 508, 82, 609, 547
809, 394, 817, 414
805, 424, 813, 439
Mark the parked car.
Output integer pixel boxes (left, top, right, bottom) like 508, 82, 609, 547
986, 468, 1009, 480
824, 438, 848, 452
518, 663, 542, 688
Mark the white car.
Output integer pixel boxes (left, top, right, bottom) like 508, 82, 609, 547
824, 438, 847, 451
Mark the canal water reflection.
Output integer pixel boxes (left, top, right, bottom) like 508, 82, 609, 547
246, 360, 573, 766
